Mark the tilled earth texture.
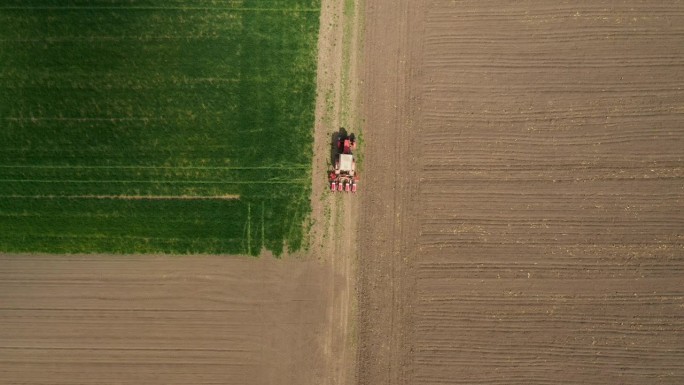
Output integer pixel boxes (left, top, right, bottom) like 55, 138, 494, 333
0, 255, 336, 385
358, 1, 684, 385
0, 0, 358, 384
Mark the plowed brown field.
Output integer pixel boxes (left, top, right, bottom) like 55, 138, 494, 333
0, 255, 335, 384
358, 1, 684, 384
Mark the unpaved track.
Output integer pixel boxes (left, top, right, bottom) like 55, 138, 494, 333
359, 1, 684, 384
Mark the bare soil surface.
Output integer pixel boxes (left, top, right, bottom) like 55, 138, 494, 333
0, 254, 334, 384
0, 0, 361, 384
358, 1, 684, 384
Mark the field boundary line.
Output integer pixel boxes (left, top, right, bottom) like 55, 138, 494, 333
0, 179, 305, 184
0, 194, 239, 200
0, 6, 320, 12
0, 346, 256, 352
3, 117, 163, 122
0, 165, 308, 170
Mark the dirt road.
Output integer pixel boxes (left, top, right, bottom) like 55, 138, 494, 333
358, 1, 684, 384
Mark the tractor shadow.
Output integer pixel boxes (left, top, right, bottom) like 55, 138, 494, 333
330, 127, 348, 165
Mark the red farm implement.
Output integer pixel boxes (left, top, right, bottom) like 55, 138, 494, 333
329, 132, 358, 193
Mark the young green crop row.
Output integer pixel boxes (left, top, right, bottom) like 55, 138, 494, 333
0, 0, 320, 255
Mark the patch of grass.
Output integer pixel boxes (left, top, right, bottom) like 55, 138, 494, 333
0, 0, 321, 255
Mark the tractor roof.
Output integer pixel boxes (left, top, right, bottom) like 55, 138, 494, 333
339, 154, 354, 172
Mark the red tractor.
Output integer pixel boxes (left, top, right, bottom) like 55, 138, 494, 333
329, 132, 358, 193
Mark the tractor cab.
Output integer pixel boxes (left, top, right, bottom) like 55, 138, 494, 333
330, 132, 359, 193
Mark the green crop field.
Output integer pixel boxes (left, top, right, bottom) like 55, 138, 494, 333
0, 0, 320, 255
